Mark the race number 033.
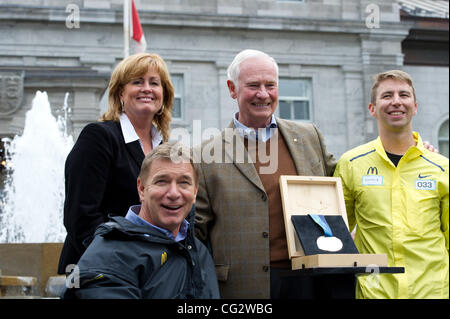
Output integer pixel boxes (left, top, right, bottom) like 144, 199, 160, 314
415, 180, 436, 191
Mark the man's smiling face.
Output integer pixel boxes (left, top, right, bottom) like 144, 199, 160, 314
369, 78, 417, 133
137, 158, 198, 237
228, 55, 278, 129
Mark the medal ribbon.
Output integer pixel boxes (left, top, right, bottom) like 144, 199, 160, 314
308, 214, 333, 237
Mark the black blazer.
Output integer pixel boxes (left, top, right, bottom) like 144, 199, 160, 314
58, 120, 147, 274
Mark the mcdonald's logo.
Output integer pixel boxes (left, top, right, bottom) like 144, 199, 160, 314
367, 167, 378, 175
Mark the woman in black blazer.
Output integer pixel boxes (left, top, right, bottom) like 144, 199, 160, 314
58, 53, 174, 274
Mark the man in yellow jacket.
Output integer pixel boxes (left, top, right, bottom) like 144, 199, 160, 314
334, 70, 448, 299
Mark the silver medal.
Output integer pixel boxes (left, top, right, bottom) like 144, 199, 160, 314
316, 235, 343, 252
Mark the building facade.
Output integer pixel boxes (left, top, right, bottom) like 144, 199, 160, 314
0, 0, 448, 165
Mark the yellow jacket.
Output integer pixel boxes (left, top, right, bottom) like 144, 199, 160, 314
334, 132, 449, 299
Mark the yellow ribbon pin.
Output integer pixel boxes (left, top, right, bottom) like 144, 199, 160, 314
161, 252, 167, 265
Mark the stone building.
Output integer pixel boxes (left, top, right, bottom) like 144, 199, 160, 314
0, 0, 448, 169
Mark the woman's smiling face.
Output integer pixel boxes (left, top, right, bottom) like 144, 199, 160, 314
120, 66, 164, 119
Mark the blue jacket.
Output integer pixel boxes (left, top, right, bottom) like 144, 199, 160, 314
62, 208, 220, 299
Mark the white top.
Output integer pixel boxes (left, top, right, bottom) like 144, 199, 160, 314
119, 113, 163, 151
233, 112, 277, 142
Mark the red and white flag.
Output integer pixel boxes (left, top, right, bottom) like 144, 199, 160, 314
130, 0, 146, 53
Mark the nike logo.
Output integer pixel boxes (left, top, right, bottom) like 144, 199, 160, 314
418, 174, 431, 179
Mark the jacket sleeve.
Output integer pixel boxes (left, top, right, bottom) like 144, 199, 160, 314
333, 157, 356, 232
62, 269, 141, 299
195, 238, 220, 299
61, 233, 143, 299
442, 192, 449, 251
313, 124, 337, 176
193, 160, 215, 245
63, 123, 114, 253
440, 163, 449, 250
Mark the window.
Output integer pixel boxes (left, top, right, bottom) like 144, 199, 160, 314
278, 78, 312, 121
438, 119, 449, 158
171, 74, 184, 120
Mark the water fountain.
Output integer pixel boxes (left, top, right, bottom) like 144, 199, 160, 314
0, 91, 74, 297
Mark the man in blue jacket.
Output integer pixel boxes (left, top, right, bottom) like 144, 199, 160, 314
62, 142, 220, 299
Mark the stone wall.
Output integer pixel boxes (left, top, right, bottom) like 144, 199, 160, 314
0, 0, 446, 158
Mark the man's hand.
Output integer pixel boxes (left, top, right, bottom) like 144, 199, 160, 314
423, 141, 439, 153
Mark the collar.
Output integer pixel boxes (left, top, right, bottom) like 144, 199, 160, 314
119, 113, 163, 149
125, 205, 189, 242
233, 112, 277, 142
412, 131, 425, 152
374, 131, 424, 163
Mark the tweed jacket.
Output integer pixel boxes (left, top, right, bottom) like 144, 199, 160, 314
194, 117, 336, 298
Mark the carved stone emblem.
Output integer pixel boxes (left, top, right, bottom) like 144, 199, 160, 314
0, 71, 24, 116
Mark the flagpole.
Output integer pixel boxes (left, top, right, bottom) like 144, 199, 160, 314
123, 0, 130, 58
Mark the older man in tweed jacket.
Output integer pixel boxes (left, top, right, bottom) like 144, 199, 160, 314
194, 49, 336, 298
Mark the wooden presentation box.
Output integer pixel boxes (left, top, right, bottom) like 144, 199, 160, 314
279, 176, 387, 269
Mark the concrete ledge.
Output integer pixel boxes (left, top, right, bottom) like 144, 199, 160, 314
0, 243, 63, 296
45, 275, 66, 298
0, 275, 37, 297
0, 275, 37, 286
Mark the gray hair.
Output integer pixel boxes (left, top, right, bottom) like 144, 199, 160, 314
227, 49, 279, 85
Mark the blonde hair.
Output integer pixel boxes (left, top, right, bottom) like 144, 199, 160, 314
101, 53, 174, 142
370, 70, 416, 105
